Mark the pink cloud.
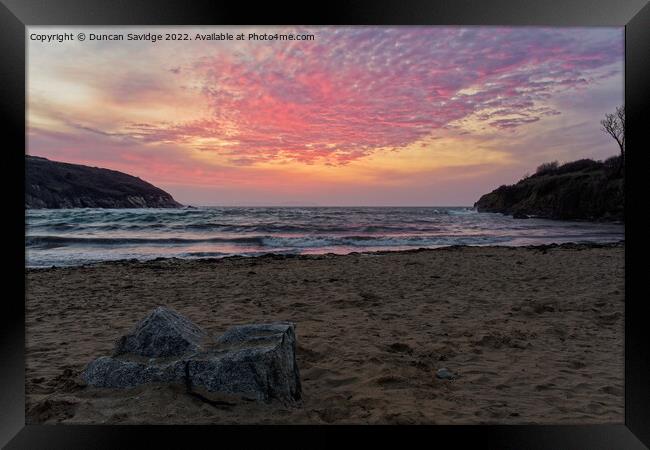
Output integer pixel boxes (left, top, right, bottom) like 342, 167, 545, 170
114, 27, 622, 165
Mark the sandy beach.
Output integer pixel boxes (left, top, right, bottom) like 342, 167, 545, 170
25, 243, 624, 424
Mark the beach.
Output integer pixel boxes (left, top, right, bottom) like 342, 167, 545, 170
25, 243, 624, 424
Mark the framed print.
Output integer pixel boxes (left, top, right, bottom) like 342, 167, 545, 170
1, 0, 649, 448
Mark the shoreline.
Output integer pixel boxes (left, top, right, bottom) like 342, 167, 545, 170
26, 244, 624, 424
26, 240, 625, 271
27, 205, 626, 224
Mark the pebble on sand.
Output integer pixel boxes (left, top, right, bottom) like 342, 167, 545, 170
436, 368, 457, 380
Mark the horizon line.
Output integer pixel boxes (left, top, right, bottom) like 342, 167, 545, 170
179, 205, 476, 208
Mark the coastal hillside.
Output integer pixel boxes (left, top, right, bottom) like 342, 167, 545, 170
26, 155, 182, 209
474, 157, 624, 221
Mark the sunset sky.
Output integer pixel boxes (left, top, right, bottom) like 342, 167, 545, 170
27, 26, 624, 206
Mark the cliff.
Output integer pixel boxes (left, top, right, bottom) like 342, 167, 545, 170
26, 155, 182, 209
474, 157, 624, 221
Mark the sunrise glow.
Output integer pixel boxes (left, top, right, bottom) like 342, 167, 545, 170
27, 26, 624, 206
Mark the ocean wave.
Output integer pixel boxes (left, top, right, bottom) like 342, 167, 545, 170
26, 235, 266, 247
259, 235, 510, 248
26, 233, 511, 249
28, 222, 448, 234
25, 207, 624, 267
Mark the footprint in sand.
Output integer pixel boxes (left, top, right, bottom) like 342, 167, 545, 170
325, 376, 360, 388
374, 375, 409, 388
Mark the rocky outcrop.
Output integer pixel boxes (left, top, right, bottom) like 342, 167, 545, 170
26, 155, 182, 209
474, 157, 624, 221
81, 307, 302, 404
207, 323, 301, 402
82, 355, 185, 388
114, 306, 206, 358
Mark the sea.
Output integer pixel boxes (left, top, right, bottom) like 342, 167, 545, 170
25, 207, 625, 268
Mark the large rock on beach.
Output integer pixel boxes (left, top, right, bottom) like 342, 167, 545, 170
81, 307, 302, 404
81, 355, 185, 388
190, 323, 301, 402
113, 306, 206, 358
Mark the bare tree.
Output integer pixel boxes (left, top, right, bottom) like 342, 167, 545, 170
601, 106, 625, 168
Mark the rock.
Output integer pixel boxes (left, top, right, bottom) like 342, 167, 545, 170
435, 368, 457, 380
26, 155, 182, 209
82, 308, 302, 404
81, 356, 185, 388
189, 323, 301, 402
512, 212, 529, 219
474, 157, 624, 221
216, 322, 296, 347
114, 306, 206, 358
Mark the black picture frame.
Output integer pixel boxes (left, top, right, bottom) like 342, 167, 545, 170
2, 0, 648, 447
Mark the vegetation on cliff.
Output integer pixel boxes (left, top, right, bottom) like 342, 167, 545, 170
475, 106, 625, 222
474, 156, 623, 221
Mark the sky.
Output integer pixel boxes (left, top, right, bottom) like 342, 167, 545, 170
27, 26, 624, 206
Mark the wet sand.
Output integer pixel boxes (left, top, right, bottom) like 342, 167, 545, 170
25, 243, 624, 424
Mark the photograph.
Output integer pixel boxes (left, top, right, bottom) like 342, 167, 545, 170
23, 25, 629, 426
